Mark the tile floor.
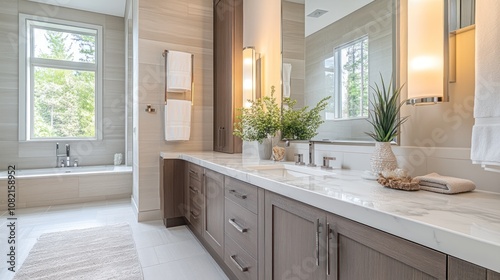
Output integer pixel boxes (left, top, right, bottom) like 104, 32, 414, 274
0, 199, 229, 280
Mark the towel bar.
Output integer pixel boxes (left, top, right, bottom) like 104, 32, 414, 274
481, 164, 500, 174
162, 50, 194, 105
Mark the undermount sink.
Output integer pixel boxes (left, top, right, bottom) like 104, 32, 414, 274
244, 163, 335, 178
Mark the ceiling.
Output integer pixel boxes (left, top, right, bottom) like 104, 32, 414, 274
28, 0, 127, 17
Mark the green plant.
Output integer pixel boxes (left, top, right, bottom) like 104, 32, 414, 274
233, 86, 281, 143
281, 96, 331, 140
365, 76, 408, 142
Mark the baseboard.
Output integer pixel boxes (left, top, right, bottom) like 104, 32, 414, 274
164, 216, 186, 228
137, 209, 162, 222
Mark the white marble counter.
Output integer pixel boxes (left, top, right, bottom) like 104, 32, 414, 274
161, 151, 500, 273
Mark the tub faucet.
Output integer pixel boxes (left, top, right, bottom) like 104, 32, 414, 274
66, 144, 70, 167
56, 143, 68, 167
307, 141, 316, 167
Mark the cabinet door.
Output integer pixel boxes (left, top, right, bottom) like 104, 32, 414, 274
327, 213, 446, 280
265, 191, 327, 280
203, 169, 225, 257
213, 0, 242, 153
160, 159, 185, 228
448, 256, 500, 280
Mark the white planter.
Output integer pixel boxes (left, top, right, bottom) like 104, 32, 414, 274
371, 142, 398, 175
258, 138, 272, 160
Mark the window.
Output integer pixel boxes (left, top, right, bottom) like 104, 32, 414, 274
19, 15, 102, 141
329, 36, 369, 120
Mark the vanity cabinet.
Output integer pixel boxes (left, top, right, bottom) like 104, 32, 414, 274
328, 213, 446, 280
186, 163, 204, 234
448, 256, 500, 280
265, 191, 327, 279
265, 191, 447, 280
160, 159, 186, 227
213, 0, 243, 153
203, 168, 225, 257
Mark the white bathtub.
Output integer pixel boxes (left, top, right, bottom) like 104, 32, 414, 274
0, 165, 132, 179
0, 165, 133, 209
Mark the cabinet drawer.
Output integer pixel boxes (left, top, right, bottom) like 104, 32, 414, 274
225, 177, 258, 214
225, 235, 258, 280
189, 203, 202, 234
188, 177, 202, 195
188, 163, 203, 182
225, 198, 258, 258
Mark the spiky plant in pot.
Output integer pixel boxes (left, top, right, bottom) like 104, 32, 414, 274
366, 76, 408, 175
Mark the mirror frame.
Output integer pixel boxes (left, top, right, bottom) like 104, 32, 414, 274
280, 0, 401, 145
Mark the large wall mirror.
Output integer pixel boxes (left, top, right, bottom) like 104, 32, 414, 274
281, 0, 398, 143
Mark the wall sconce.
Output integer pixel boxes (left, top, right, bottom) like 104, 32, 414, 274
242, 47, 261, 108
406, 0, 449, 105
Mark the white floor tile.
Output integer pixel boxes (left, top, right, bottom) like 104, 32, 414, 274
0, 199, 228, 279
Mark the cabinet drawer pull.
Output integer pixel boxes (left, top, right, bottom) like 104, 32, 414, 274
229, 189, 247, 199
229, 218, 248, 233
189, 186, 199, 193
327, 223, 331, 275
316, 219, 320, 266
190, 210, 200, 220
230, 255, 249, 272
189, 169, 198, 176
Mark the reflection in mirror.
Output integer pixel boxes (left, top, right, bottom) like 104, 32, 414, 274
282, 0, 397, 142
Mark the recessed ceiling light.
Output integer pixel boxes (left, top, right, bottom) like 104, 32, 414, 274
307, 9, 328, 18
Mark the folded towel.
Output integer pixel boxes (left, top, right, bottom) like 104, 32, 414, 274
282, 63, 292, 98
167, 51, 192, 92
414, 173, 476, 194
164, 99, 191, 141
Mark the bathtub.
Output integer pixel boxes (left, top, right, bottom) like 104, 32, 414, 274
0, 165, 133, 210
0, 165, 132, 179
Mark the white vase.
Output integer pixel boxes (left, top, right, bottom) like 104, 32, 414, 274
370, 142, 397, 175
258, 138, 272, 160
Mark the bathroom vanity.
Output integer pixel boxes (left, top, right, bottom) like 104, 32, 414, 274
160, 152, 500, 280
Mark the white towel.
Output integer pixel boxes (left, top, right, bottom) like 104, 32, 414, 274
471, 0, 500, 167
282, 63, 292, 98
164, 99, 191, 141
167, 51, 192, 92
415, 173, 476, 194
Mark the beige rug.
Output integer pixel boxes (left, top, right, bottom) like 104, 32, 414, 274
14, 224, 143, 280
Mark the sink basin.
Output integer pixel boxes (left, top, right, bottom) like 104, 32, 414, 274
244, 164, 334, 178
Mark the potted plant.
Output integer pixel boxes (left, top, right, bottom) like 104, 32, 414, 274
366, 76, 408, 175
233, 86, 281, 159
281, 96, 331, 140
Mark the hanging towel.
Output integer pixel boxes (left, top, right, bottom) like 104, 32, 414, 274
282, 63, 292, 98
167, 51, 192, 92
164, 99, 191, 141
471, 0, 500, 167
414, 173, 476, 194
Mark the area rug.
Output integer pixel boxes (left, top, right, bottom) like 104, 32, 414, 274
13, 223, 143, 280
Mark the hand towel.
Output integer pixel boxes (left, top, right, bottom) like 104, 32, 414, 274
470, 0, 500, 169
282, 63, 292, 98
414, 173, 476, 194
167, 51, 192, 92
164, 99, 191, 141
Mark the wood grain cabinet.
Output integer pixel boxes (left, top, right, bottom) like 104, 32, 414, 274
160, 159, 185, 228
328, 213, 447, 280
186, 163, 204, 234
213, 0, 243, 153
203, 169, 225, 257
448, 256, 500, 280
265, 191, 448, 280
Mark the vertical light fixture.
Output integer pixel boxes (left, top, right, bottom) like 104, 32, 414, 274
243, 47, 259, 108
406, 0, 448, 105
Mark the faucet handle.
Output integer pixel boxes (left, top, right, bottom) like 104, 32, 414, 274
321, 156, 336, 170
294, 153, 305, 165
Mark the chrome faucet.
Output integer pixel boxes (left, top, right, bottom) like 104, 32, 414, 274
56, 143, 67, 167
66, 144, 70, 167
307, 141, 316, 167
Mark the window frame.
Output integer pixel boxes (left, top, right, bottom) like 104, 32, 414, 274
333, 35, 369, 120
19, 14, 103, 142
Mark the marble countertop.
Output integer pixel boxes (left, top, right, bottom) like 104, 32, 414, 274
161, 151, 500, 273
